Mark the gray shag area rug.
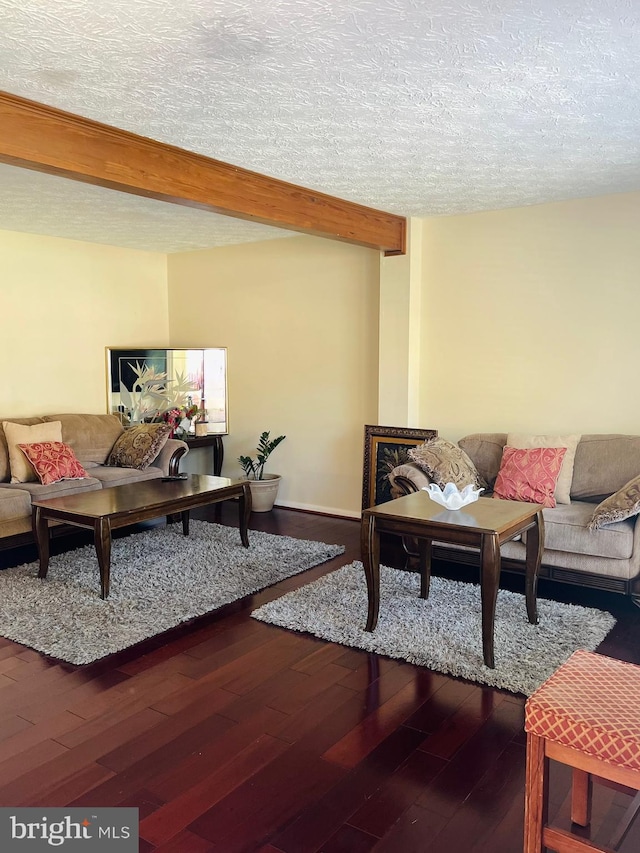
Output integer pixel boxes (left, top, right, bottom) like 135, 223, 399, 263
0, 521, 344, 665
251, 562, 617, 696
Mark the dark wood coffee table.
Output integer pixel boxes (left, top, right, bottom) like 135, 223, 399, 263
32, 474, 251, 599
361, 491, 545, 668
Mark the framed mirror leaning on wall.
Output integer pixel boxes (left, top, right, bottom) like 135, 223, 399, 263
106, 347, 228, 436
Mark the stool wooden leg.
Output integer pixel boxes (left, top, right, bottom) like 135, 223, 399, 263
571, 769, 593, 827
524, 732, 548, 853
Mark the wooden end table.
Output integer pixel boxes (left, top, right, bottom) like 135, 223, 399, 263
32, 474, 251, 599
183, 434, 225, 476
361, 491, 545, 668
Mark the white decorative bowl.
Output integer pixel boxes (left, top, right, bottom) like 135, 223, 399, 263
423, 482, 484, 510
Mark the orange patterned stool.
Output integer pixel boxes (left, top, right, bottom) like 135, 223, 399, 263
524, 650, 640, 852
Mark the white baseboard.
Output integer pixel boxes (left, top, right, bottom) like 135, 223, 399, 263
273, 499, 360, 520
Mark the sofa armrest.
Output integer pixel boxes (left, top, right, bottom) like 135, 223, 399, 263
153, 438, 189, 476
388, 463, 433, 498
628, 515, 640, 596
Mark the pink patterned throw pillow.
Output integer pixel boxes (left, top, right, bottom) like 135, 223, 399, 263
493, 446, 567, 508
18, 441, 88, 486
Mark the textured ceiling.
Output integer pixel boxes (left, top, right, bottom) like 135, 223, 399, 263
1, 0, 640, 252
0, 164, 294, 251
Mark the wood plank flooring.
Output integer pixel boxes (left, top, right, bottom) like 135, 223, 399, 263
1, 505, 639, 851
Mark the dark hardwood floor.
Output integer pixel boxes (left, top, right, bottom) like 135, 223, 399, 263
1, 505, 640, 852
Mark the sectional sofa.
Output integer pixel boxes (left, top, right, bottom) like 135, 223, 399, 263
0, 413, 188, 545
389, 432, 640, 602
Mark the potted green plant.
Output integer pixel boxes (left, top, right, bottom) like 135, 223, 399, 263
238, 431, 286, 512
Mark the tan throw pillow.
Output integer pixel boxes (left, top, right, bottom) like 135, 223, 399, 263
408, 437, 486, 490
107, 423, 172, 470
507, 433, 581, 505
2, 420, 63, 483
588, 474, 640, 530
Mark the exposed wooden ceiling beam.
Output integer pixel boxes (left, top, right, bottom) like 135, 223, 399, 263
0, 90, 406, 255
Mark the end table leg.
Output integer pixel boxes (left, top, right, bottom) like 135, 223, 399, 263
480, 532, 500, 668
419, 537, 432, 599
361, 511, 380, 632
213, 436, 224, 477
181, 510, 190, 535
33, 506, 50, 579
525, 510, 544, 625
239, 482, 251, 547
94, 517, 112, 600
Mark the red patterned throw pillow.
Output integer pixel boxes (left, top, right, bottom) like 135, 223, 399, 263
18, 441, 88, 486
493, 446, 567, 508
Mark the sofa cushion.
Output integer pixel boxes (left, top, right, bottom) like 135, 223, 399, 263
0, 486, 32, 521
0, 477, 103, 500
107, 423, 172, 470
494, 446, 566, 508
18, 441, 88, 486
407, 437, 486, 490
588, 473, 640, 531
507, 433, 581, 505
571, 434, 640, 501
2, 420, 63, 483
457, 433, 507, 489
44, 414, 124, 468
89, 465, 164, 487
539, 501, 635, 560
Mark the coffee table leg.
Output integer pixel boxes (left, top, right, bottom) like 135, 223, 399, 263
419, 537, 432, 599
33, 506, 50, 579
182, 510, 190, 535
480, 532, 500, 668
94, 517, 112, 600
361, 511, 380, 632
238, 482, 251, 547
525, 509, 544, 625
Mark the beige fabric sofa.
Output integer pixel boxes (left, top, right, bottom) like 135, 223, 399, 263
0, 413, 188, 543
389, 433, 640, 603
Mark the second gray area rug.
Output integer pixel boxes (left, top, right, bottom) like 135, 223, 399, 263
251, 561, 617, 695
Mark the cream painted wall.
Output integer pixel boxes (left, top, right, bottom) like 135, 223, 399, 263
378, 218, 424, 426
0, 230, 168, 417
419, 191, 640, 442
9, 189, 639, 515
167, 236, 380, 517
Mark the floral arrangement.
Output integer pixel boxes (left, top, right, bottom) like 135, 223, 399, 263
162, 404, 199, 437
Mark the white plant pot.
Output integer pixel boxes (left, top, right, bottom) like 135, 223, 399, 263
248, 474, 282, 512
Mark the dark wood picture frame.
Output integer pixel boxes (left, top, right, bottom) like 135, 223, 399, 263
362, 425, 437, 510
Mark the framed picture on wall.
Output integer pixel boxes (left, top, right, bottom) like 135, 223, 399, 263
362, 424, 438, 510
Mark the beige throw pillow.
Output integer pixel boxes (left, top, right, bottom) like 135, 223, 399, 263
507, 433, 581, 505
588, 473, 640, 530
108, 423, 172, 470
408, 437, 486, 490
2, 420, 63, 483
